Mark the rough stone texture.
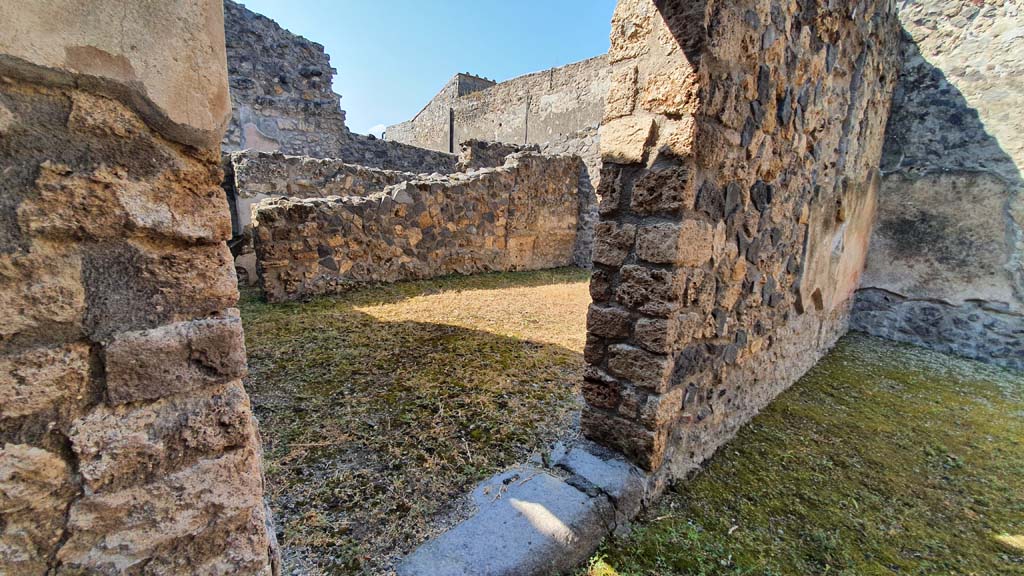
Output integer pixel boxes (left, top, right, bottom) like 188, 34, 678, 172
456, 139, 538, 172
223, 150, 438, 284
851, 289, 1024, 372
855, 1, 1024, 371
388, 58, 610, 267
222, 0, 456, 172
583, 0, 900, 474
253, 153, 581, 301
387, 57, 608, 155
538, 128, 603, 268
0, 2, 275, 573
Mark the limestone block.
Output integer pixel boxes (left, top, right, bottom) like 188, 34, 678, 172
635, 223, 683, 264
605, 65, 639, 120
586, 304, 633, 339
0, 343, 90, 421
56, 448, 272, 575
582, 366, 622, 410
639, 386, 684, 429
581, 407, 666, 471
599, 116, 655, 164
0, 444, 73, 575
630, 165, 694, 214
104, 314, 246, 405
633, 317, 671, 354
70, 382, 256, 491
606, 344, 670, 392
591, 222, 637, 266
82, 241, 238, 340
0, 243, 85, 342
676, 220, 715, 266
640, 55, 699, 117
21, 127, 232, 243
615, 265, 682, 317
608, 0, 655, 63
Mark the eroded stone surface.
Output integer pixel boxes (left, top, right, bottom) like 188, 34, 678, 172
0, 4, 274, 571
584, 0, 901, 473
253, 153, 581, 301
0, 444, 74, 575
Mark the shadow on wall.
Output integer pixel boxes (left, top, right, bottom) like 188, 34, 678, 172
852, 26, 1024, 372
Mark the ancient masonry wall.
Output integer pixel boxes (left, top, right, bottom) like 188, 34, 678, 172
224, 151, 425, 284
852, 0, 1024, 371
0, 1, 275, 574
582, 0, 900, 477
252, 153, 581, 302
222, 0, 456, 173
387, 58, 609, 267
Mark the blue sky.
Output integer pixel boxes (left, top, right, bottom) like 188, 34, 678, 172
236, 0, 617, 136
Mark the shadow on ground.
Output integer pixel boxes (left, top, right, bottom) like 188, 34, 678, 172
239, 268, 590, 574
586, 333, 1024, 576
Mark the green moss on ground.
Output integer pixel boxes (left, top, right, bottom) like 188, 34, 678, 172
586, 333, 1024, 576
239, 268, 590, 574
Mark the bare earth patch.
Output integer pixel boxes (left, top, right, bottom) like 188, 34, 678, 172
239, 268, 590, 574
585, 333, 1024, 576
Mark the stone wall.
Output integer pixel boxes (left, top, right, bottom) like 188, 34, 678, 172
252, 153, 581, 302
223, 151, 425, 284
222, 0, 456, 173
582, 0, 900, 476
0, 1, 275, 573
387, 57, 610, 269
456, 139, 538, 172
852, 0, 1024, 371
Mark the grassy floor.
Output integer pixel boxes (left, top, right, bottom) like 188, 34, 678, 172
586, 333, 1024, 576
239, 268, 590, 574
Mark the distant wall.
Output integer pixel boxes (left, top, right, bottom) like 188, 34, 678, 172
222, 0, 456, 173
583, 0, 900, 477
387, 57, 610, 269
223, 0, 347, 157
252, 153, 581, 302
223, 151, 424, 284
853, 0, 1024, 371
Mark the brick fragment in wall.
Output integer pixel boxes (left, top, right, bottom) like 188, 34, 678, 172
103, 313, 247, 405
56, 448, 272, 575
70, 382, 256, 492
0, 444, 74, 575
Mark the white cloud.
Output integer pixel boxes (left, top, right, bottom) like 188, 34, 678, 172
367, 124, 387, 138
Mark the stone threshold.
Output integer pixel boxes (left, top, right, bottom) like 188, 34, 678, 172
397, 440, 648, 576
